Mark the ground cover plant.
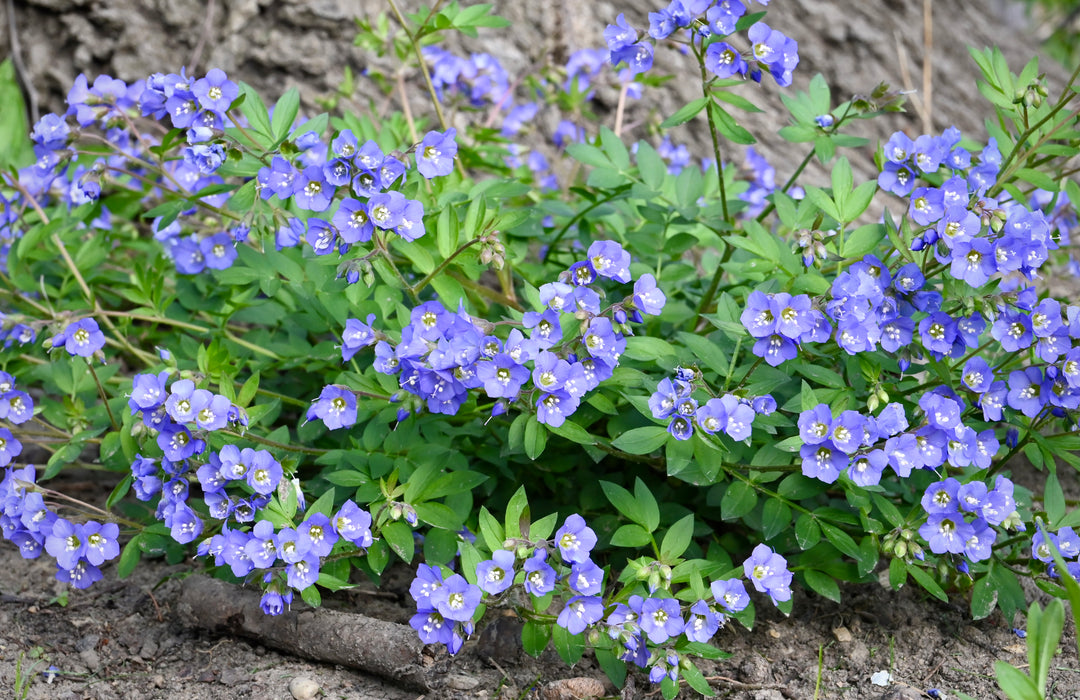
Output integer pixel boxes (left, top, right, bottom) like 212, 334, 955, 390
0, 1, 1078, 696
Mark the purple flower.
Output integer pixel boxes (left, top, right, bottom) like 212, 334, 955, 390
45, 518, 86, 570
332, 198, 374, 244
568, 559, 605, 596
286, 553, 321, 591
920, 513, 973, 555
847, 450, 887, 487
523, 550, 557, 596
476, 549, 516, 595
556, 514, 597, 564
684, 599, 721, 643
611, 42, 654, 76
307, 385, 357, 429
604, 14, 637, 52
800, 441, 847, 483
587, 240, 632, 283
369, 191, 407, 230
260, 588, 293, 616
477, 354, 530, 399
430, 574, 482, 622
191, 68, 237, 113
298, 512, 338, 558
51, 318, 105, 357
705, 42, 747, 78
632, 273, 666, 315
556, 595, 605, 635
416, 128, 458, 178
0, 428, 23, 467
333, 500, 373, 548
342, 314, 378, 361
743, 544, 793, 604
639, 597, 684, 644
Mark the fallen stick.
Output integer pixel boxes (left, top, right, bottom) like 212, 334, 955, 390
177, 575, 433, 691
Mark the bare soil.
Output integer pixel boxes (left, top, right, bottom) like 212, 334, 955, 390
1, 534, 1077, 700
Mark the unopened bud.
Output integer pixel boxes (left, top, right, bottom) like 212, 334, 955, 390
647, 571, 662, 592
893, 540, 908, 559
390, 503, 403, 520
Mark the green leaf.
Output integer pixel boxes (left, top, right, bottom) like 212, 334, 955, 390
0, 60, 33, 169
660, 514, 695, 562
413, 502, 463, 530
795, 514, 821, 549
116, 534, 142, 579
682, 662, 716, 696
306, 487, 337, 518
238, 82, 273, 142
971, 575, 998, 620
381, 520, 415, 563
612, 426, 669, 455
820, 522, 861, 561
622, 336, 677, 361
993, 661, 1041, 700
708, 100, 755, 144
761, 498, 791, 541
720, 481, 757, 520
1045, 472, 1066, 526
479, 506, 505, 552
803, 569, 841, 603
270, 89, 302, 140
552, 623, 585, 665
610, 523, 653, 548
636, 141, 666, 191
521, 620, 551, 657
504, 486, 530, 541
600, 126, 631, 171
888, 557, 906, 590
523, 415, 547, 459
601, 481, 645, 525
908, 565, 949, 603
594, 643, 627, 689
842, 224, 886, 259
635, 477, 661, 532
661, 97, 709, 128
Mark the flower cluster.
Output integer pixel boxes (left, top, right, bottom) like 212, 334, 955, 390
409, 512, 791, 687
606, 1, 800, 87
917, 476, 1017, 562
0, 466, 120, 588
741, 290, 830, 366
197, 498, 373, 607
648, 367, 773, 441
1032, 526, 1080, 580
318, 240, 666, 426
255, 125, 456, 256
125, 371, 376, 610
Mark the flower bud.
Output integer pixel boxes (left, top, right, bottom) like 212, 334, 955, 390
647, 571, 662, 592
390, 503, 403, 520
893, 540, 908, 559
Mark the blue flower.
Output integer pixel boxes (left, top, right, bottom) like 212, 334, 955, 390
307, 385, 357, 429
476, 549, 516, 595
523, 550, 556, 596
51, 318, 105, 358
556, 514, 597, 564
639, 597, 684, 644
743, 544, 792, 604
416, 128, 458, 178
556, 595, 605, 634
430, 574, 482, 622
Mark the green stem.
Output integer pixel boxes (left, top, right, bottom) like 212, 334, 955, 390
412, 237, 481, 294
86, 360, 119, 430
219, 429, 330, 456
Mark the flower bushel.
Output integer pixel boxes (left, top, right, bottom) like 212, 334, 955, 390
1, 1, 1079, 697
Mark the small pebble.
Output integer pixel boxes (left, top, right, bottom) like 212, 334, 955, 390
289, 676, 321, 700
540, 677, 606, 700
79, 649, 101, 673
447, 674, 480, 690
152, 675, 166, 689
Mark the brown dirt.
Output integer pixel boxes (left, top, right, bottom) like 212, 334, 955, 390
2, 534, 1078, 700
